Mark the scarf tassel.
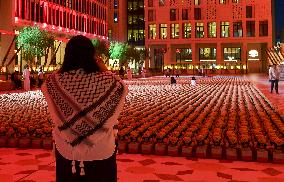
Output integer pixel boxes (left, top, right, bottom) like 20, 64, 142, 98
80, 161, 85, 176
72, 160, 76, 174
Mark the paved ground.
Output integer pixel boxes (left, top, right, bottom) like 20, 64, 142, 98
0, 74, 284, 182
247, 74, 284, 115
0, 148, 284, 182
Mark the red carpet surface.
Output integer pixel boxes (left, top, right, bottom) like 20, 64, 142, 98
0, 148, 284, 182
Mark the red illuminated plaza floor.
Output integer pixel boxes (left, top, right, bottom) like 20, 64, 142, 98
0, 148, 284, 182
0, 74, 284, 182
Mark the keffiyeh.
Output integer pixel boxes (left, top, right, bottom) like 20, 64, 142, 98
43, 69, 126, 147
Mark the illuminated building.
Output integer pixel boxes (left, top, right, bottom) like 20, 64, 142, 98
145, 0, 273, 73
0, 0, 108, 72
108, 0, 145, 47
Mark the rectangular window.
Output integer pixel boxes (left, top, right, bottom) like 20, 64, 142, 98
183, 23, 191, 38
194, 8, 201, 20
233, 22, 243, 37
246, 21, 255, 37
182, 9, 189, 20
208, 22, 217, 38
160, 24, 167, 39
221, 22, 230, 37
195, 22, 204, 38
259, 20, 268, 37
176, 48, 192, 62
246, 6, 253, 18
171, 24, 179, 39
148, 10, 155, 21
149, 24, 157, 39
148, 0, 153, 7
199, 48, 216, 60
232, 0, 240, 3
224, 48, 241, 61
220, 0, 226, 4
114, 0, 118, 9
194, 0, 201, 5
170, 9, 177, 21
114, 12, 118, 23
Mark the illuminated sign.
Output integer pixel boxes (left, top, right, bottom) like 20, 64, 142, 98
248, 50, 259, 61
249, 50, 258, 58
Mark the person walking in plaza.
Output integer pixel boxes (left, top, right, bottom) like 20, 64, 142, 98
38, 67, 44, 88
269, 64, 280, 94
191, 76, 196, 86
165, 67, 170, 77
170, 76, 176, 84
141, 68, 146, 78
22, 65, 30, 91
126, 67, 132, 80
119, 66, 125, 79
11, 71, 22, 89
42, 35, 128, 182
175, 69, 181, 77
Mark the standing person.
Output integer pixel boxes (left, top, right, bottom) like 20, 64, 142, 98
165, 67, 170, 77
269, 64, 280, 94
23, 65, 30, 91
38, 67, 44, 88
175, 69, 181, 77
141, 68, 146, 78
30, 69, 36, 88
11, 71, 16, 89
126, 67, 132, 80
42, 35, 128, 182
191, 76, 196, 86
170, 76, 176, 84
119, 66, 125, 79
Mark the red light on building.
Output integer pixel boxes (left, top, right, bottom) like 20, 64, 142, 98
145, 0, 273, 74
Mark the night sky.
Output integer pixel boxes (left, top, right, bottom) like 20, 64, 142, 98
275, 0, 284, 42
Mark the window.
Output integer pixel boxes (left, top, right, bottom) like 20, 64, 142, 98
194, 0, 200, 5
232, 0, 240, 3
176, 48, 192, 62
170, 9, 177, 21
114, 12, 118, 23
199, 48, 216, 60
208, 22, 217, 38
182, 9, 189, 20
171, 24, 179, 39
148, 10, 155, 21
233, 22, 243, 37
246, 21, 255, 37
183, 23, 191, 38
224, 48, 241, 61
160, 24, 167, 39
194, 8, 201, 20
148, 0, 153, 7
149, 24, 156, 39
246, 6, 253, 18
114, 0, 118, 9
196, 22, 204, 38
159, 0, 165, 6
259, 21, 268, 37
220, 0, 226, 4
221, 22, 230, 37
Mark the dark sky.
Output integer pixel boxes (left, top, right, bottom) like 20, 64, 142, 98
275, 0, 284, 41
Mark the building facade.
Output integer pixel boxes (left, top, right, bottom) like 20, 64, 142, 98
145, 0, 273, 73
0, 0, 108, 73
108, 0, 128, 42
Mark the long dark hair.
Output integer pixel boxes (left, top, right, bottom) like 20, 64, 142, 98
59, 35, 100, 73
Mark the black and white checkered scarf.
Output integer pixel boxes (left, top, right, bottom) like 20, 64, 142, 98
42, 69, 126, 147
